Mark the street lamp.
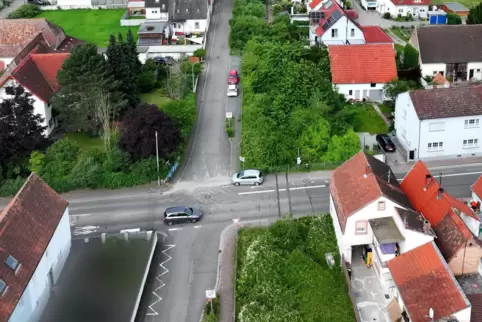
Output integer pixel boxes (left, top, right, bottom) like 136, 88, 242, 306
191, 61, 202, 93
155, 131, 160, 186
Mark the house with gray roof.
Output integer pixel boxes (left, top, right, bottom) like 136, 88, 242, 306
410, 25, 482, 82
394, 85, 482, 161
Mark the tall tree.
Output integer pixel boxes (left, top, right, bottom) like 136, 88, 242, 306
53, 43, 126, 133
119, 104, 181, 160
467, 3, 482, 24
0, 86, 48, 179
323, 129, 360, 163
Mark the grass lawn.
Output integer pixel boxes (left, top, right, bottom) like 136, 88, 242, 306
431, 0, 480, 7
353, 104, 388, 134
37, 9, 139, 47
64, 132, 104, 151
140, 88, 172, 108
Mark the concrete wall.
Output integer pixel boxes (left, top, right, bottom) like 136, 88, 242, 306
335, 83, 387, 101
9, 208, 72, 322
449, 241, 482, 276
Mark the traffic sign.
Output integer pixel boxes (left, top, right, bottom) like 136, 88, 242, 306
206, 290, 216, 299
297, 157, 302, 165
226, 112, 233, 119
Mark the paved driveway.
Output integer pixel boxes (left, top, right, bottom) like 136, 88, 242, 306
0, 0, 24, 18
352, 0, 428, 27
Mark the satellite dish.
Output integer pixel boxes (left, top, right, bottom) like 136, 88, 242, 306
429, 308, 434, 319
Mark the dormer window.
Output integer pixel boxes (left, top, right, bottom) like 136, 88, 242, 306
0, 280, 7, 296
5, 255, 20, 273
377, 201, 386, 211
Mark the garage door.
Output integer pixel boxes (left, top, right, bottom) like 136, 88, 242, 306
369, 89, 383, 101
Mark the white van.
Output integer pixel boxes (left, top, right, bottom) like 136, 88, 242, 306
227, 84, 238, 97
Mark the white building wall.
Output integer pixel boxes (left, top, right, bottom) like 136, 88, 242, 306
460, 213, 480, 237
398, 229, 433, 253
421, 63, 448, 78
330, 194, 348, 262
395, 92, 421, 160
320, 17, 365, 45
146, 7, 162, 20
173, 19, 207, 34
56, 0, 91, 6
468, 62, 482, 81
335, 83, 387, 101
377, 1, 428, 18
9, 208, 72, 322
454, 307, 472, 322
0, 57, 14, 68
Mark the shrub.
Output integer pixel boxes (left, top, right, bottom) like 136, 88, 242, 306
139, 59, 158, 93
345, 0, 351, 8
447, 12, 462, 25
163, 94, 197, 138
8, 4, 41, 19
383, 12, 391, 19
193, 48, 206, 59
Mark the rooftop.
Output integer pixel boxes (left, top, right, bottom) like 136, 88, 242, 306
395, 207, 436, 236
408, 86, 482, 120
138, 21, 166, 34
361, 26, 393, 44
416, 25, 482, 64
369, 217, 405, 243
328, 44, 397, 84
0, 173, 68, 321
443, 2, 469, 12
472, 175, 482, 200
387, 242, 470, 322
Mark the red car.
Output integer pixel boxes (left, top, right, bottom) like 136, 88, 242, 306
228, 69, 239, 84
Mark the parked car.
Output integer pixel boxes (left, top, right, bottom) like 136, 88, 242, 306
163, 206, 203, 225
28, 0, 50, 5
227, 84, 238, 97
152, 56, 173, 65
376, 134, 396, 152
231, 169, 264, 186
228, 69, 239, 84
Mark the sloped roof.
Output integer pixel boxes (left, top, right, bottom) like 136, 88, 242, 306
471, 175, 482, 200
328, 44, 397, 84
416, 25, 482, 64
330, 152, 413, 233
361, 26, 393, 43
0, 173, 68, 321
395, 207, 436, 236
387, 242, 470, 322
408, 86, 482, 120
467, 294, 482, 322
390, 0, 431, 5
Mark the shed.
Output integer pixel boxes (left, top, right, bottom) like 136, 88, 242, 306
428, 10, 447, 24
441, 2, 470, 16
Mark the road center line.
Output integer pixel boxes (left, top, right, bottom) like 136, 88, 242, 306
168, 228, 183, 231
238, 185, 327, 195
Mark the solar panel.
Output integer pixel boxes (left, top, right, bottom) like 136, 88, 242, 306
331, 10, 342, 21
322, 22, 330, 31
324, 0, 333, 9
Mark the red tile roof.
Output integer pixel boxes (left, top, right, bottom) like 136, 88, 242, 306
328, 44, 397, 84
330, 152, 412, 232
309, 0, 323, 9
400, 160, 481, 260
472, 175, 482, 200
2, 53, 69, 103
387, 242, 469, 322
0, 173, 68, 321
312, 0, 344, 36
390, 0, 431, 6
0, 61, 4, 71
362, 26, 393, 43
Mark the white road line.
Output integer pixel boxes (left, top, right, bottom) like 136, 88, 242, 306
147, 244, 175, 316
193, 225, 202, 229
238, 185, 327, 195
71, 214, 91, 217
168, 228, 182, 231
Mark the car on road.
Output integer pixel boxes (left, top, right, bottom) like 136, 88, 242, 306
228, 69, 239, 84
164, 206, 203, 225
376, 134, 396, 152
227, 84, 238, 97
231, 169, 264, 186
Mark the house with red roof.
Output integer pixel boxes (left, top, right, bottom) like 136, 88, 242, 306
387, 242, 471, 322
376, 0, 431, 18
0, 173, 71, 322
400, 160, 482, 276
307, 0, 393, 46
328, 44, 397, 101
0, 53, 69, 137
472, 176, 482, 206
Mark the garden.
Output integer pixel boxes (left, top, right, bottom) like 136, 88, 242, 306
0, 32, 201, 196
235, 216, 355, 321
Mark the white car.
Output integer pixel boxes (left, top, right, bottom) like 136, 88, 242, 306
227, 84, 238, 97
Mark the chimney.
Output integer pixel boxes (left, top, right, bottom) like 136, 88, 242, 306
403, 216, 408, 228
437, 188, 444, 200
364, 165, 372, 178
423, 174, 432, 191
423, 220, 431, 234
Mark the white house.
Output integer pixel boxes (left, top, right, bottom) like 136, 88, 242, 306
394, 86, 482, 162
329, 152, 435, 277
376, 0, 430, 18
410, 25, 482, 82
0, 53, 69, 137
0, 173, 71, 322
387, 242, 472, 322
328, 44, 397, 101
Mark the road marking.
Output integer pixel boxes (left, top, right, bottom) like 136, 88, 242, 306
238, 185, 327, 195
194, 225, 202, 229
168, 228, 182, 231
73, 225, 100, 236
147, 244, 175, 316
72, 213, 91, 217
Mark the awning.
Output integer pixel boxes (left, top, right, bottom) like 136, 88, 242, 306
188, 37, 204, 45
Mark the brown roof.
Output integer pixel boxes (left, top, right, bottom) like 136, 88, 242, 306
416, 25, 482, 64
408, 86, 482, 120
0, 19, 65, 58
467, 294, 482, 322
330, 152, 412, 233
0, 173, 68, 321
387, 242, 470, 322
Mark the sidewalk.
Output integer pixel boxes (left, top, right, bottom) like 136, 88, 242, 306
0, 0, 24, 18
216, 224, 237, 322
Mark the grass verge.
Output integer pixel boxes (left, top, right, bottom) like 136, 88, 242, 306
353, 104, 388, 134
37, 9, 139, 47
225, 118, 235, 138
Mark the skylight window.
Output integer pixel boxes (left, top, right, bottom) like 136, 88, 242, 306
5, 255, 19, 271
0, 280, 6, 294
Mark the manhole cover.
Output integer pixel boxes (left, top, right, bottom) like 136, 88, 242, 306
204, 194, 211, 199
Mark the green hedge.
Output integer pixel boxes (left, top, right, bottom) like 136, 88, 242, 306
7, 3, 41, 19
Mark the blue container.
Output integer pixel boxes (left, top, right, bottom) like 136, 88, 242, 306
428, 11, 447, 24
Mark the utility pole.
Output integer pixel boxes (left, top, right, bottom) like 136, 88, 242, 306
155, 131, 160, 186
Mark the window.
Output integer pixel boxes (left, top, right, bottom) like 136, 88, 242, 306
176, 8, 179, 12
465, 119, 480, 128
194, 22, 200, 29
429, 122, 445, 132
331, 28, 338, 38
5, 255, 19, 271
0, 280, 7, 296
377, 201, 386, 211
161, 3, 165, 9
370, 83, 376, 87
463, 139, 479, 148
398, 8, 403, 12
477, 69, 481, 72
427, 142, 443, 151
355, 221, 368, 234
177, 23, 181, 28
350, 28, 355, 37
433, 71, 438, 75
185, 8, 189, 12
349, 90, 353, 95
